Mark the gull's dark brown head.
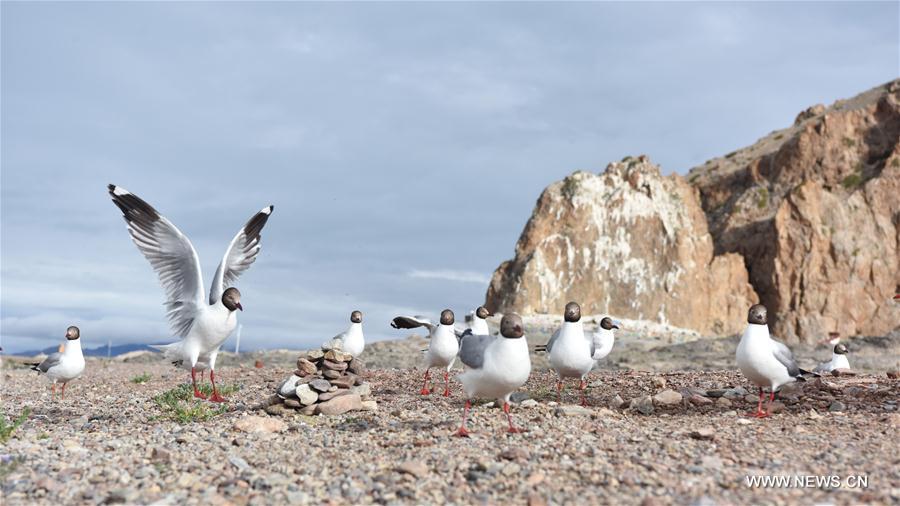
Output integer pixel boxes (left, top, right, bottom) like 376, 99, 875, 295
222, 287, 243, 312
599, 317, 619, 331
500, 314, 524, 339
350, 310, 362, 324
65, 326, 80, 341
440, 309, 455, 326
834, 343, 849, 355
747, 304, 767, 325
475, 306, 492, 319
564, 302, 581, 323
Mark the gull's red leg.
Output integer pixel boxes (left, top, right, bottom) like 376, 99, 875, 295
745, 387, 768, 418
420, 369, 432, 395
191, 367, 207, 399
503, 402, 525, 434
578, 379, 588, 407
61, 382, 67, 400
208, 370, 226, 403
442, 371, 451, 397
454, 399, 471, 437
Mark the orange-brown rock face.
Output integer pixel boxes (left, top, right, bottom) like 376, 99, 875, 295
485, 156, 758, 335
688, 79, 900, 341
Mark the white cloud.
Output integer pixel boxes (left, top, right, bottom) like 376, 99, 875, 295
407, 269, 490, 285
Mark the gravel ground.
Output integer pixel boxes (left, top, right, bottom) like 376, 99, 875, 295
2, 357, 899, 505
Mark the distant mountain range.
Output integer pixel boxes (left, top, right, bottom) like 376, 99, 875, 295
15, 343, 159, 357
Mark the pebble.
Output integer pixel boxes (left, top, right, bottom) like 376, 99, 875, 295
631, 396, 655, 415
150, 447, 171, 463
228, 455, 251, 472
347, 358, 366, 375
828, 401, 846, 412
653, 390, 682, 406
309, 379, 332, 393
520, 399, 539, 408
609, 395, 625, 409
715, 397, 732, 408
351, 383, 371, 398
278, 374, 302, 397
318, 389, 351, 402
499, 448, 530, 461
651, 376, 667, 388
307, 350, 325, 361
361, 400, 378, 411
323, 369, 342, 379
330, 375, 356, 389
296, 359, 318, 377
296, 384, 319, 406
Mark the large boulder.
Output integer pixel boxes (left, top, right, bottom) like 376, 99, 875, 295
688, 79, 900, 341
485, 156, 758, 335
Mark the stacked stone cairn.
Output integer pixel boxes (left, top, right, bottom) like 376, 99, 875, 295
270, 341, 375, 416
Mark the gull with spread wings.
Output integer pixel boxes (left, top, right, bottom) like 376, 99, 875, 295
108, 184, 273, 402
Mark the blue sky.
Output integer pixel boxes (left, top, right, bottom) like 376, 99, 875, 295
2, 2, 897, 353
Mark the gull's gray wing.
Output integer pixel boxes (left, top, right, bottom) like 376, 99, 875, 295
458, 333, 496, 370
35, 352, 63, 373
209, 205, 274, 305
771, 338, 801, 377
109, 185, 205, 338
546, 328, 561, 353
391, 316, 435, 333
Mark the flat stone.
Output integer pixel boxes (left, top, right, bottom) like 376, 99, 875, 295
233, 416, 287, 434
299, 404, 317, 416
284, 398, 302, 409
296, 384, 319, 406
306, 350, 325, 361
264, 403, 291, 416
499, 448, 530, 461
651, 376, 667, 388
653, 389, 683, 406
520, 399, 539, 408
277, 375, 302, 397
510, 392, 530, 403
361, 400, 378, 411
316, 393, 362, 415
323, 369, 342, 379
150, 447, 171, 463
325, 350, 353, 362
330, 375, 356, 389
554, 405, 592, 417
715, 397, 732, 408
689, 394, 712, 406
705, 389, 727, 398
296, 358, 318, 376
688, 427, 716, 440
309, 379, 331, 393
323, 359, 348, 371
395, 460, 428, 478
318, 389, 351, 402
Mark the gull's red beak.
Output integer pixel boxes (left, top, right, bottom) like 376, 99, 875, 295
894, 294, 900, 300
236, 302, 243, 311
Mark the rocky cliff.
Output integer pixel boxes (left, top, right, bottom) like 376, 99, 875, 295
487, 80, 900, 341
687, 79, 900, 341
484, 156, 758, 335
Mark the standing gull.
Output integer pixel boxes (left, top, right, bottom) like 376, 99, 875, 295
590, 317, 620, 365
454, 313, 531, 436
735, 304, 813, 418
465, 306, 493, 335
108, 185, 273, 402
29, 326, 85, 400
330, 310, 365, 357
537, 302, 595, 405
391, 309, 460, 396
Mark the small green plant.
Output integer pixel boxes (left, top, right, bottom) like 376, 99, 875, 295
774, 133, 784, 140
842, 137, 856, 148
689, 174, 700, 183
151, 384, 240, 423
726, 151, 737, 159
0, 408, 29, 443
852, 247, 860, 257
892, 158, 899, 168
756, 187, 769, 209
131, 373, 152, 384
37, 432, 49, 440
842, 173, 862, 189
